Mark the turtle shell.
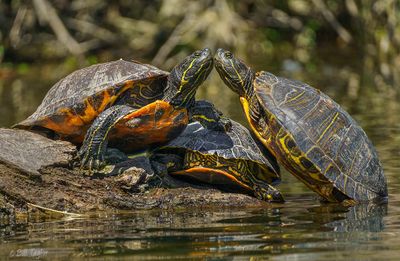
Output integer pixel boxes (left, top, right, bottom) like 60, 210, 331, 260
109, 100, 189, 152
251, 71, 387, 202
158, 120, 280, 192
14, 59, 168, 142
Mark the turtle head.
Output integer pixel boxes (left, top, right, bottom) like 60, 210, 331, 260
214, 48, 254, 98
167, 48, 213, 108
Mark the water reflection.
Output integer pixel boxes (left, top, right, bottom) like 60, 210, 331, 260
0, 199, 392, 259
322, 202, 387, 233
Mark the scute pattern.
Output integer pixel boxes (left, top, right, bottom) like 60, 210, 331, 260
163, 120, 280, 182
17, 60, 168, 127
109, 100, 188, 152
254, 71, 387, 201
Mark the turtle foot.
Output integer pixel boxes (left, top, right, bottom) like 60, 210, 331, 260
254, 184, 285, 203
78, 145, 106, 175
105, 156, 163, 192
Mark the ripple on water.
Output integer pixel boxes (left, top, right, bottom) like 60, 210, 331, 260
0, 197, 396, 259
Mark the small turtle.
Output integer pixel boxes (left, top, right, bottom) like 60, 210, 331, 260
15, 48, 217, 171
214, 48, 387, 203
153, 104, 283, 202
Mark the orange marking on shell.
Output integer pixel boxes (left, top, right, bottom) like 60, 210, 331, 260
110, 100, 188, 152
171, 167, 253, 191
23, 80, 151, 144
42, 108, 85, 137
75, 82, 137, 134
97, 90, 112, 112
41, 92, 117, 143
78, 99, 99, 124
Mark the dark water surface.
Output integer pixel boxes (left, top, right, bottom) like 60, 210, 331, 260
0, 57, 399, 259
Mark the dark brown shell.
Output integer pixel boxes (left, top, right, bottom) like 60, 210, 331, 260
253, 71, 387, 202
14, 60, 168, 138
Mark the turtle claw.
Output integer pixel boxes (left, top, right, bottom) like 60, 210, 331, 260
78, 146, 106, 175
254, 184, 285, 203
93, 159, 103, 170
79, 146, 127, 175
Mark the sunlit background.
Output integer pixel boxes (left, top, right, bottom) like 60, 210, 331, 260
1, 0, 400, 259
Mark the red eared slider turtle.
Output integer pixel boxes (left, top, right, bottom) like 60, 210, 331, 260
214, 49, 387, 203
15, 48, 216, 171
153, 101, 283, 202
15, 58, 168, 142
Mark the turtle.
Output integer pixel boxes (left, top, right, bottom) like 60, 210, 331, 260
14, 58, 169, 143
152, 101, 283, 202
214, 48, 388, 203
15, 48, 217, 171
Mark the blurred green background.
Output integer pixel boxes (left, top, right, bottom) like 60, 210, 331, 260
0, 0, 399, 127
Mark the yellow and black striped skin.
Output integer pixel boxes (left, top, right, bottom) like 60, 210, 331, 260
14, 60, 168, 143
245, 71, 387, 203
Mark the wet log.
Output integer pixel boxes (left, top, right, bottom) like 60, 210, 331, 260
0, 128, 269, 215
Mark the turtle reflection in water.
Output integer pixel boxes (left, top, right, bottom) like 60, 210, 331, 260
15, 48, 224, 173
214, 48, 388, 204
152, 102, 283, 203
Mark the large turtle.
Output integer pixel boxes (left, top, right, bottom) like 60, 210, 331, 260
214, 48, 388, 203
15, 48, 217, 171
15, 59, 168, 142
152, 101, 283, 202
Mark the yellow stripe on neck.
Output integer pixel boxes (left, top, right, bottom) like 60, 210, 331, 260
192, 114, 216, 122
240, 97, 270, 149
178, 58, 197, 91
230, 60, 244, 86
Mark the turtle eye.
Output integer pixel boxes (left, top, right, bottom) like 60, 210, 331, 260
225, 51, 233, 59
193, 51, 202, 57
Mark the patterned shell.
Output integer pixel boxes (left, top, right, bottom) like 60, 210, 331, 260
15, 59, 168, 134
253, 71, 387, 201
163, 120, 280, 180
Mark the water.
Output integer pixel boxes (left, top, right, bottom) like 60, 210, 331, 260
0, 57, 399, 259
0, 199, 396, 259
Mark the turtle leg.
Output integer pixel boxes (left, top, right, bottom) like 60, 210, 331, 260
108, 155, 163, 192
253, 183, 285, 203
150, 153, 184, 173
79, 105, 135, 173
189, 100, 232, 131
107, 153, 185, 190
